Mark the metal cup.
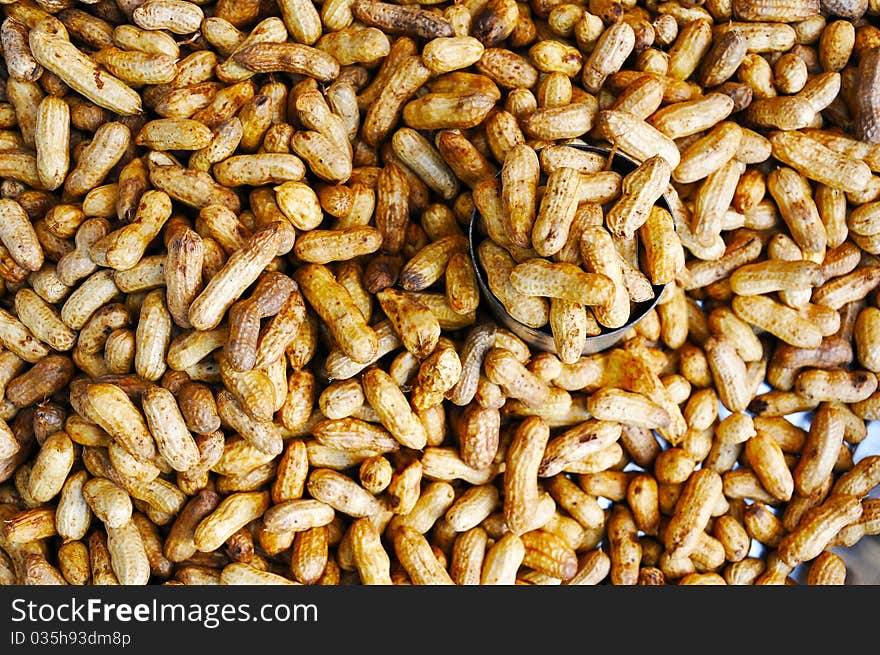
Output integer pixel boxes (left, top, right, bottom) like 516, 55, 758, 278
468, 143, 671, 356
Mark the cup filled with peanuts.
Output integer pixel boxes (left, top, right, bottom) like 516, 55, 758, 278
469, 142, 680, 358
0, 0, 879, 589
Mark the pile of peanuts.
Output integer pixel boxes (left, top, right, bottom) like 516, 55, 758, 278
0, 0, 879, 587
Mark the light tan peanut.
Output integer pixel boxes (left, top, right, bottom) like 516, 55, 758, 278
481, 532, 525, 585
55, 470, 92, 543
812, 266, 880, 311
456, 403, 501, 470
501, 416, 551, 535
290, 526, 328, 584
212, 153, 305, 188
62, 271, 123, 337
166, 328, 226, 373
500, 144, 540, 249
29, 18, 141, 116
509, 258, 615, 308
164, 226, 203, 330
640, 206, 685, 286
476, 47, 538, 89
596, 110, 681, 170
767, 166, 827, 260
193, 491, 270, 553
807, 551, 847, 585
26, 431, 74, 504
308, 468, 381, 518
445, 484, 500, 533
112, 21, 180, 56
445, 251, 479, 316
216, 388, 282, 457
531, 167, 584, 257
477, 240, 549, 329
612, 75, 665, 120
422, 36, 485, 75
703, 336, 751, 413
547, 300, 589, 365
296, 263, 378, 364
56, 219, 109, 289
362, 369, 426, 450
579, 227, 632, 329
132, 289, 171, 382
13, 289, 75, 353
34, 96, 69, 192
483, 347, 548, 408
626, 474, 660, 536
393, 525, 454, 585
770, 130, 871, 194
362, 56, 432, 147
650, 94, 735, 141
730, 260, 823, 296
106, 519, 150, 586
109, 440, 159, 485
391, 128, 458, 201
607, 505, 641, 585
545, 474, 604, 530
521, 529, 577, 581
375, 287, 440, 359
581, 22, 635, 94
744, 434, 794, 502
588, 389, 669, 430
83, 478, 133, 529
691, 158, 746, 247
188, 224, 284, 330
56, 540, 90, 586
21, 554, 66, 586
667, 18, 713, 80
654, 447, 697, 485
732, 294, 823, 348
189, 118, 244, 173
410, 338, 462, 410
83, 382, 156, 463
707, 306, 763, 363
794, 403, 846, 497
795, 369, 878, 404
450, 527, 487, 585
832, 455, 880, 499
149, 162, 242, 212
218, 562, 294, 585
778, 494, 862, 566
0, 200, 42, 274
163, 490, 220, 563
566, 548, 611, 586
312, 416, 398, 455
130, 0, 203, 34
141, 386, 199, 473
262, 499, 335, 534
2, 505, 56, 547
743, 501, 786, 548
665, 469, 723, 556
540, 421, 622, 476
359, 455, 393, 495
350, 517, 392, 585
64, 122, 131, 199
